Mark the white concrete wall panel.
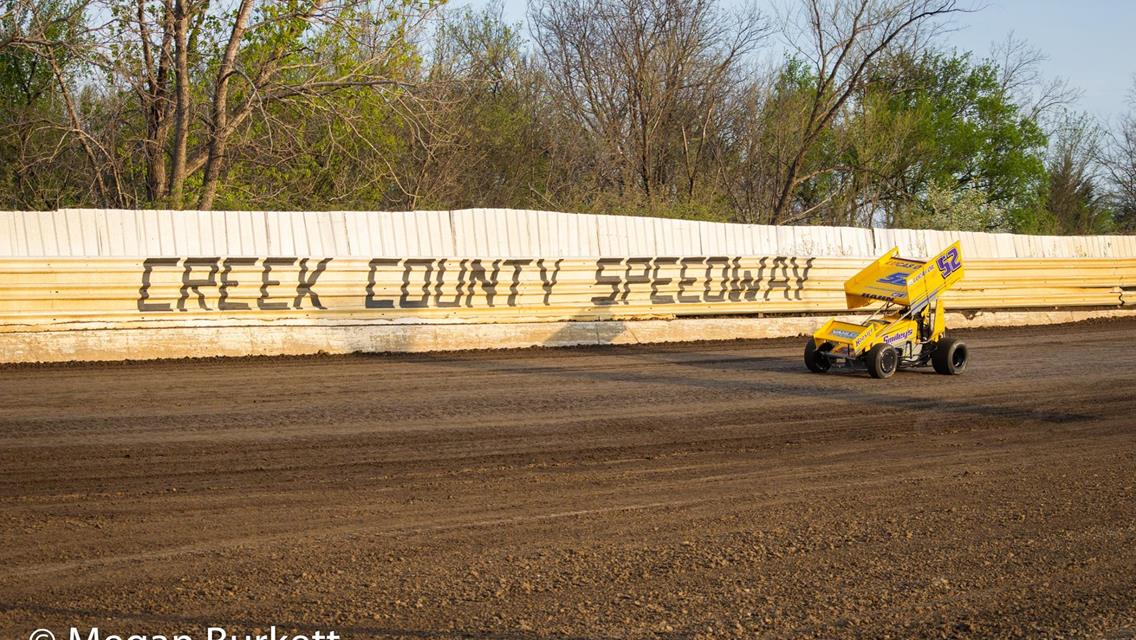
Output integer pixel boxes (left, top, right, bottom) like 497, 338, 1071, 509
0, 208, 1133, 259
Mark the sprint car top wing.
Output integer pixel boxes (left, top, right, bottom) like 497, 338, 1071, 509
843, 241, 964, 311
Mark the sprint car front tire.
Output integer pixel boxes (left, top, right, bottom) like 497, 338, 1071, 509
804, 340, 833, 373
865, 344, 898, 379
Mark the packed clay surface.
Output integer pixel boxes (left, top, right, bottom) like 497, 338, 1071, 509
2, 319, 1135, 638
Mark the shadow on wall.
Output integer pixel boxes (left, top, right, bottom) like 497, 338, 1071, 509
538, 256, 668, 349
540, 317, 629, 350
538, 288, 636, 349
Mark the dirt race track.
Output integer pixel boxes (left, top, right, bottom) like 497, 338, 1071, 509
2, 319, 1136, 640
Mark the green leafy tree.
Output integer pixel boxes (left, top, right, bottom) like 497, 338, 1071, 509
863, 51, 1050, 231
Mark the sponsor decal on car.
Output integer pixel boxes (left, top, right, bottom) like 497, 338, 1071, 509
884, 328, 914, 345
876, 271, 908, 286
936, 246, 962, 277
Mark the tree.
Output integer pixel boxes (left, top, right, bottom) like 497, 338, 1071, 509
530, 0, 768, 213
766, 0, 964, 224
717, 58, 834, 224
2, 0, 130, 207
1, 0, 438, 210
391, 2, 553, 210
1042, 112, 1111, 234
991, 33, 1079, 126
866, 51, 1049, 231
173, 0, 436, 209
1103, 79, 1136, 231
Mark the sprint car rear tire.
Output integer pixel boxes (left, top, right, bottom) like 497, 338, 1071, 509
865, 344, 898, 379
932, 337, 967, 375
804, 340, 833, 373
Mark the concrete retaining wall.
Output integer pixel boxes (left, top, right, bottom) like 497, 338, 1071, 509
1, 209, 1133, 363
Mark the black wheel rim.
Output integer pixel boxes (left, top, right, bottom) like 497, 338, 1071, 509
952, 347, 966, 369
817, 344, 833, 371
882, 347, 897, 373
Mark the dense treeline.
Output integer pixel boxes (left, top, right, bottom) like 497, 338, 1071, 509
2, 0, 1134, 233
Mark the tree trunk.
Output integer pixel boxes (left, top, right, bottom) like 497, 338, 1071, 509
168, 0, 191, 209
140, 0, 175, 203
197, 0, 254, 210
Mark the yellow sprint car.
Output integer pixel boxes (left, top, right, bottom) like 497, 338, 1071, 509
805, 242, 968, 379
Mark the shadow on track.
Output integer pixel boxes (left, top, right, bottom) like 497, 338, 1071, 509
366, 341, 1092, 426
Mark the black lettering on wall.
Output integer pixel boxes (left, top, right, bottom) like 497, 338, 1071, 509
293, 258, 331, 309
400, 259, 435, 308
133, 252, 814, 314
503, 259, 533, 307
677, 257, 703, 303
538, 259, 562, 306
259, 257, 295, 310
178, 257, 220, 311
464, 259, 500, 307
703, 256, 731, 303
218, 258, 257, 311
650, 257, 677, 304
436, 259, 465, 308
729, 257, 762, 302
591, 258, 623, 306
137, 258, 179, 312
365, 258, 399, 309
792, 257, 814, 300
622, 257, 652, 304
763, 256, 792, 301
433, 259, 450, 307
